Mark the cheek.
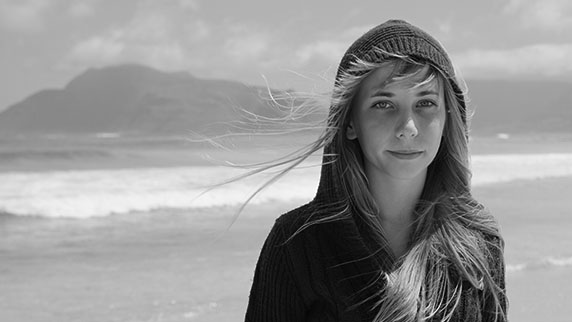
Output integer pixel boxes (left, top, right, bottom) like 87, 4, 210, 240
430, 109, 447, 133
358, 117, 393, 144
423, 113, 447, 144
433, 117, 446, 137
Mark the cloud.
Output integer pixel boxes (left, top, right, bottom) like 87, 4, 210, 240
0, 0, 52, 32
59, 1, 375, 86
68, 1, 95, 18
67, 33, 124, 63
436, 20, 452, 35
0, 0, 98, 31
64, 31, 188, 71
60, 1, 209, 71
224, 32, 269, 62
453, 43, 572, 78
178, 0, 200, 11
503, 0, 572, 30
294, 24, 374, 66
184, 19, 209, 42
295, 40, 346, 65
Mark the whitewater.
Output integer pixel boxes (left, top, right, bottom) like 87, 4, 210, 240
1, 153, 572, 219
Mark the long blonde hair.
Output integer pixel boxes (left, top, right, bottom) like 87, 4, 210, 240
209, 50, 506, 321
323, 53, 506, 321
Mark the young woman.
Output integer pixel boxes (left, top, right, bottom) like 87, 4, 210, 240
245, 19, 507, 322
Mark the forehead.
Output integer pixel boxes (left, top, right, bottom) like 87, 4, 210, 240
358, 64, 441, 95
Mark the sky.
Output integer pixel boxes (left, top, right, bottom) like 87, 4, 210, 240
2, 0, 572, 110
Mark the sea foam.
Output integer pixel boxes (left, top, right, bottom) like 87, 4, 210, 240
506, 256, 572, 273
0, 153, 571, 219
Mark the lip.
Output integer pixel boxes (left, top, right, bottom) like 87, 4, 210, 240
387, 150, 424, 160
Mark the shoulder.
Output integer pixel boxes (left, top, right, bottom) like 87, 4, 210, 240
449, 198, 505, 270
471, 208, 508, 319
252, 203, 319, 283
274, 202, 317, 233
469, 205, 504, 259
262, 201, 326, 253
263, 200, 354, 262
469, 206, 505, 280
260, 202, 317, 247
473, 205, 504, 251
456, 197, 503, 246
255, 202, 334, 294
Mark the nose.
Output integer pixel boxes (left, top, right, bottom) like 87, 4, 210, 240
396, 116, 418, 139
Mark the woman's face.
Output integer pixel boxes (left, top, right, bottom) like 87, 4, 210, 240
346, 65, 447, 182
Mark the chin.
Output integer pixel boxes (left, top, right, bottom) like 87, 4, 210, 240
385, 158, 432, 178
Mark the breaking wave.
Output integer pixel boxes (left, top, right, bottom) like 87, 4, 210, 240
0, 153, 571, 219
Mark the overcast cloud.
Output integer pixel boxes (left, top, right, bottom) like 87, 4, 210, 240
1, 0, 571, 109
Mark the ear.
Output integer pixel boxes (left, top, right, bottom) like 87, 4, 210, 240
346, 120, 358, 140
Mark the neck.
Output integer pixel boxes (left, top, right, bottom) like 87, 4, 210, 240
366, 168, 426, 225
365, 167, 427, 258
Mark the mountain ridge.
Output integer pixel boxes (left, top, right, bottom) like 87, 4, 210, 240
0, 64, 570, 137
0, 64, 311, 137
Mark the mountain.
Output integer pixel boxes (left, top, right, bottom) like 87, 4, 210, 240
466, 79, 572, 134
0, 64, 570, 137
0, 64, 313, 137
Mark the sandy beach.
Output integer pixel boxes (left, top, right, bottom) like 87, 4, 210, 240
473, 177, 572, 322
0, 175, 571, 321
1, 134, 572, 321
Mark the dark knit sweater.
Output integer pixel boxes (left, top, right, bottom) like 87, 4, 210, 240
245, 20, 507, 322
245, 201, 507, 322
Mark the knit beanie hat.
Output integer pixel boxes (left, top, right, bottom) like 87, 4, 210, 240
334, 19, 466, 124
315, 20, 467, 203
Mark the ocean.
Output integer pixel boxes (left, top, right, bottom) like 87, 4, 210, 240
1, 153, 571, 219
1, 149, 572, 321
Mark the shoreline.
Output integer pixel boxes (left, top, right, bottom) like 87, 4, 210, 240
1, 177, 572, 321
1, 133, 572, 173
1, 134, 572, 321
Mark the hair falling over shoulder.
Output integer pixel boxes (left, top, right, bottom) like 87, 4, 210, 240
214, 47, 506, 321
328, 54, 507, 321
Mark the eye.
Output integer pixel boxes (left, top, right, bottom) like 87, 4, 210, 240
372, 101, 393, 110
417, 99, 437, 108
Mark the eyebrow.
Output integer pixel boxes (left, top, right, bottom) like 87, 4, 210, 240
417, 90, 439, 96
370, 90, 394, 98
370, 89, 440, 98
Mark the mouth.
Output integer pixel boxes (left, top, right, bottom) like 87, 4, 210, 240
387, 150, 424, 160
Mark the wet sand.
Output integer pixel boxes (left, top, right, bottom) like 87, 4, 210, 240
1, 176, 572, 321
473, 177, 572, 322
0, 204, 283, 322
1, 133, 571, 321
